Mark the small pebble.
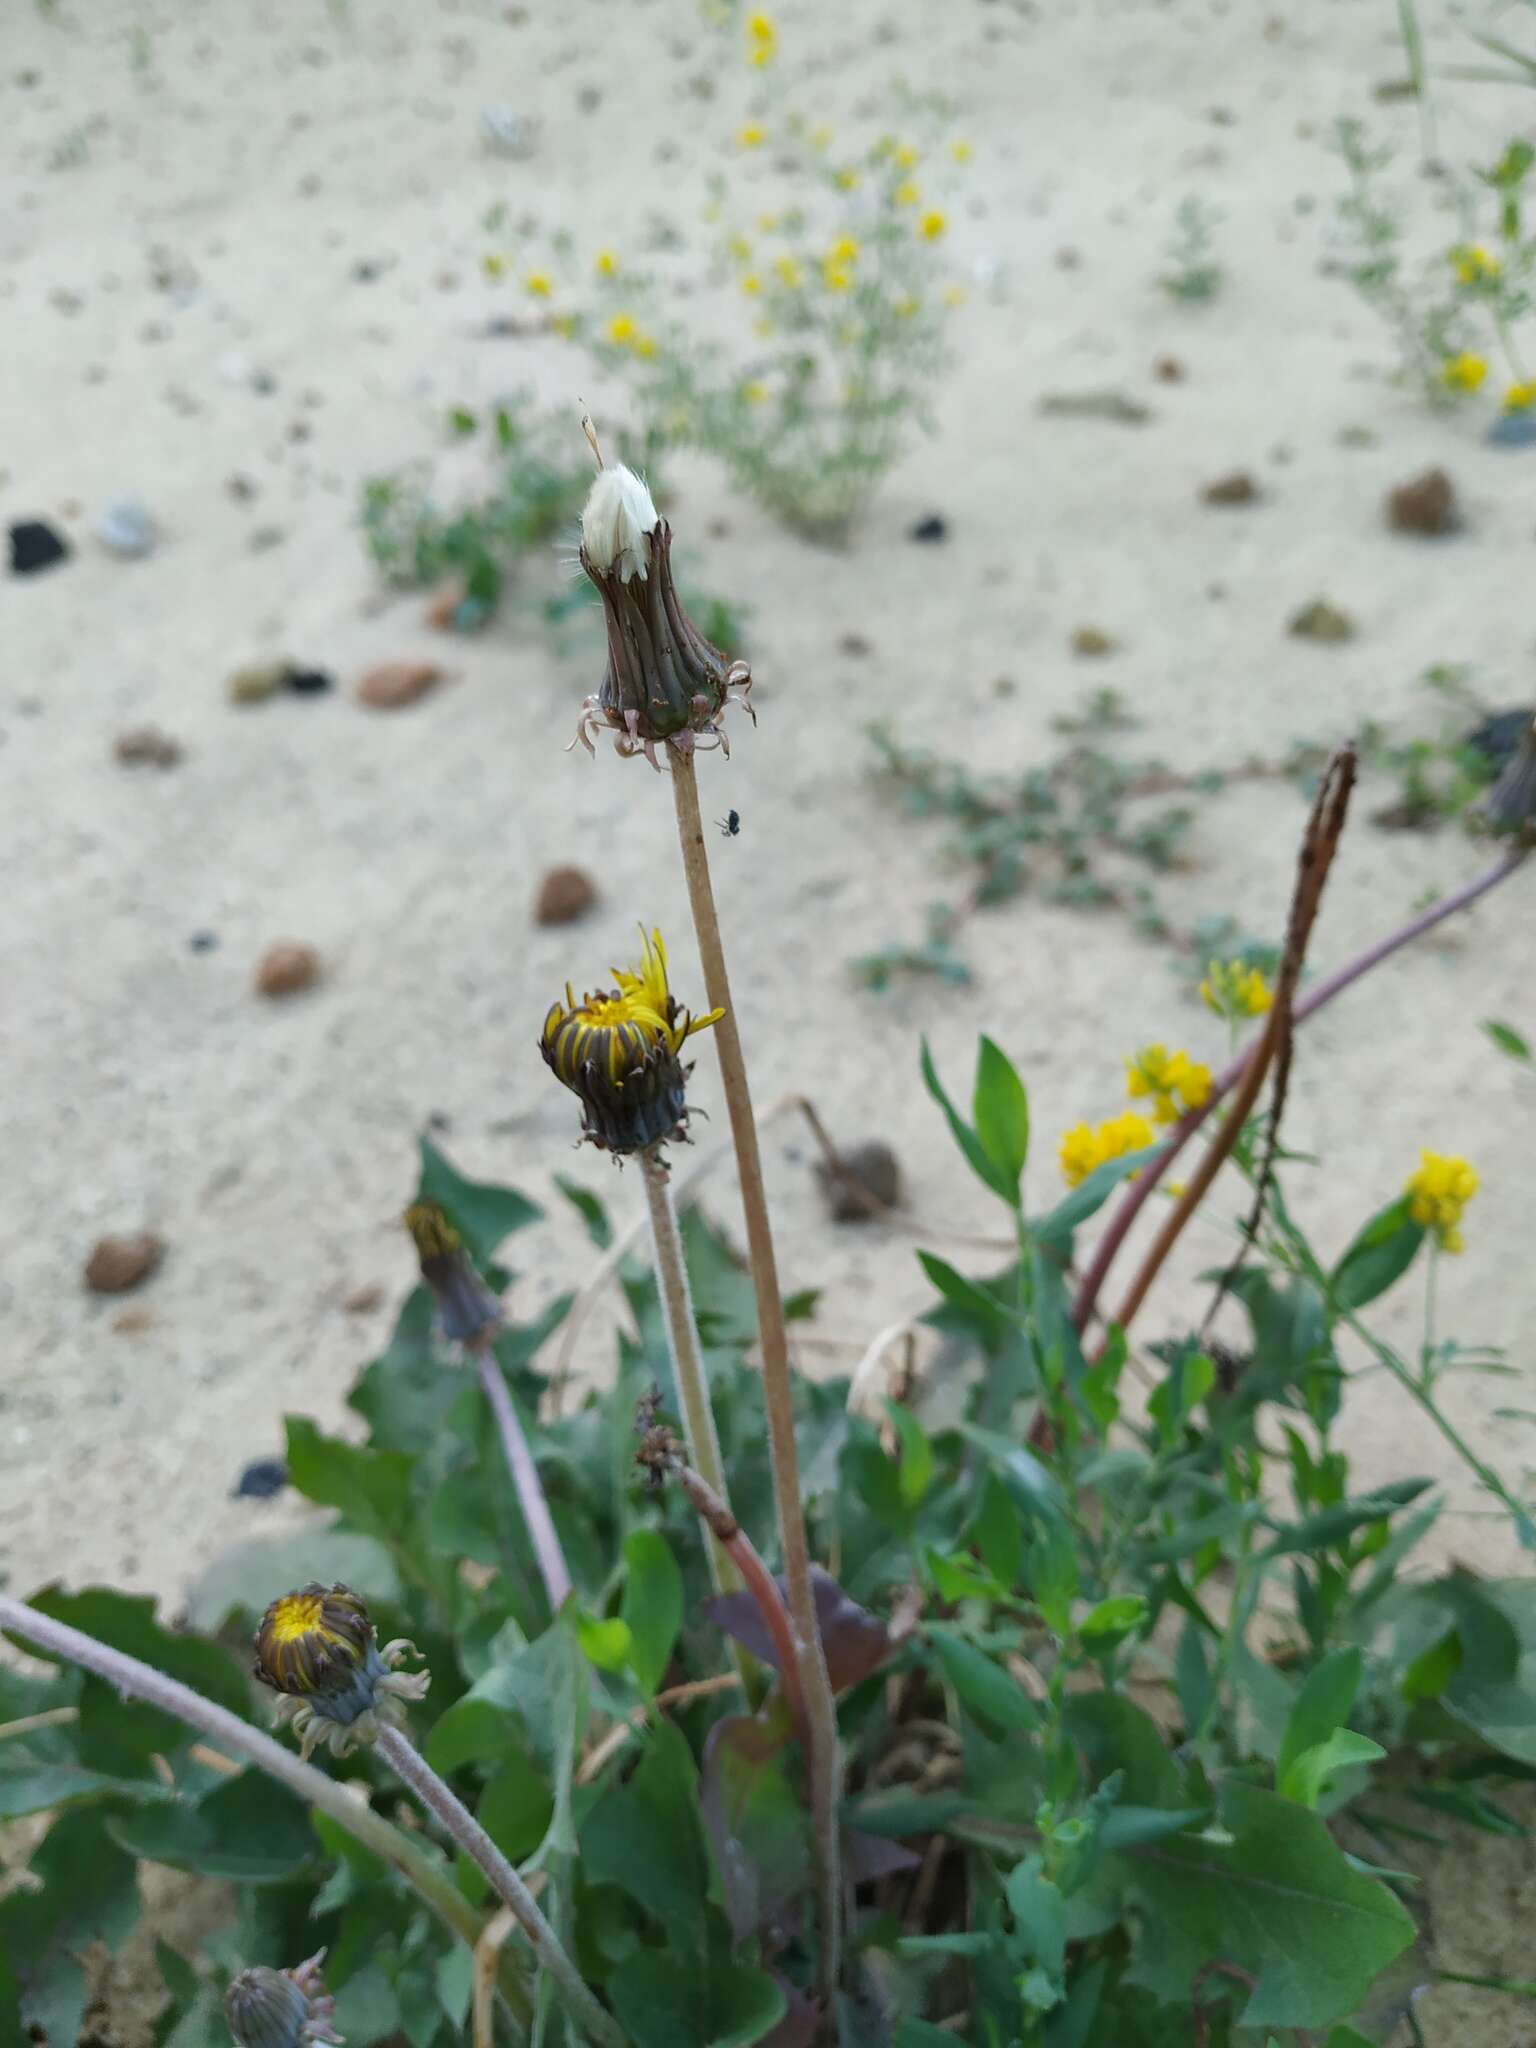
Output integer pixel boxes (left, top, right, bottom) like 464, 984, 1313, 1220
535, 865, 598, 926
1386, 467, 1456, 537
1071, 625, 1117, 657
225, 472, 259, 502
1202, 470, 1259, 506
114, 726, 182, 768
112, 1306, 155, 1335
344, 1282, 385, 1314
909, 514, 948, 543
85, 1232, 163, 1295
356, 659, 444, 710
189, 931, 219, 953
424, 576, 469, 630
9, 519, 69, 576
816, 1140, 903, 1223
481, 104, 538, 155
232, 1458, 289, 1500
1153, 355, 1185, 382
838, 632, 873, 656
1488, 410, 1536, 450
1289, 598, 1356, 644
228, 659, 293, 705
287, 667, 334, 696
255, 940, 322, 997
94, 498, 157, 558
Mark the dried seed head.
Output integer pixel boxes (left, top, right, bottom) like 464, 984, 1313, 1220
540, 927, 722, 1157
573, 466, 754, 767
225, 1951, 342, 2048
580, 462, 659, 584
403, 1201, 503, 1346
1482, 713, 1536, 845
252, 1583, 429, 1759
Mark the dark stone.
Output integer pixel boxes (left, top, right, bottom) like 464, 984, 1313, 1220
1465, 707, 1536, 769
9, 519, 69, 575
232, 1457, 289, 1500
816, 1139, 903, 1222
286, 667, 334, 695
909, 514, 948, 543
535, 864, 598, 925
1386, 467, 1456, 537
1202, 470, 1259, 506
189, 931, 219, 953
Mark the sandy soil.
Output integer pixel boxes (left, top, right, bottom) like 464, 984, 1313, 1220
1, 0, 1533, 2031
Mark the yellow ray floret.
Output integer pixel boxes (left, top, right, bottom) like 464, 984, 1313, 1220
1405, 1150, 1479, 1253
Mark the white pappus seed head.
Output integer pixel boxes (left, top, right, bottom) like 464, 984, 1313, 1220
581, 464, 658, 583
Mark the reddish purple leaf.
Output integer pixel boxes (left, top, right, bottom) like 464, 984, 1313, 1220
704, 1566, 892, 1694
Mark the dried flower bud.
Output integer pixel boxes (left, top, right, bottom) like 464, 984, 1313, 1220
226, 1951, 342, 2048
253, 1583, 429, 1759
1482, 713, 1536, 845
403, 1201, 503, 1346
574, 465, 753, 768
540, 928, 722, 1156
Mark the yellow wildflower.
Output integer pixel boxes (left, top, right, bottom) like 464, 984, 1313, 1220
1126, 1045, 1212, 1127
1504, 379, 1536, 411
594, 248, 619, 278
607, 312, 638, 346
1442, 351, 1488, 393
743, 380, 768, 404
524, 271, 552, 298
774, 254, 804, 289
482, 252, 506, 279
893, 180, 920, 208
943, 283, 967, 307
1405, 1150, 1479, 1254
632, 331, 658, 360
741, 272, 763, 297
736, 123, 767, 149
918, 209, 947, 241
822, 260, 853, 292
835, 166, 860, 190
551, 314, 576, 340
872, 135, 896, 161
756, 212, 780, 232
895, 143, 921, 169
1199, 959, 1274, 1021
1451, 243, 1501, 286
746, 9, 777, 65
1059, 1110, 1156, 1188
828, 233, 860, 267
811, 123, 834, 149
951, 140, 973, 163
728, 233, 753, 264
895, 293, 919, 317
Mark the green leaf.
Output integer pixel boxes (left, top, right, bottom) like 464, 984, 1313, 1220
1329, 1197, 1425, 1312
186, 1528, 400, 1634
0, 1809, 140, 2046
283, 1416, 415, 1554
928, 1625, 1038, 1732
917, 1251, 1019, 1346
557, 1175, 613, 1248
581, 1721, 709, 1947
578, 1615, 634, 1671
622, 1528, 684, 1696
971, 1470, 1024, 1588
0, 1756, 169, 1821
1483, 1018, 1531, 1062
700, 1711, 810, 1944
1276, 1647, 1361, 1789
478, 1761, 554, 1865
1006, 1857, 1066, 1977
1080, 1595, 1148, 1642
1030, 1145, 1164, 1252
1118, 1779, 1415, 2029
921, 1038, 1016, 1204
109, 1769, 317, 1883
885, 1400, 934, 1509
972, 1036, 1030, 1197
608, 1951, 786, 2048
1279, 1729, 1386, 1808
415, 1135, 541, 1266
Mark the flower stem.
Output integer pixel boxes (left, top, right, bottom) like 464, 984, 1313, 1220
471, 1341, 574, 1615
1071, 846, 1528, 1335
0, 1593, 531, 2035
669, 746, 842, 1998
638, 1145, 743, 1602
372, 1723, 628, 2048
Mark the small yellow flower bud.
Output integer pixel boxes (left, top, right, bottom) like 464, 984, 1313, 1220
253, 1585, 428, 1759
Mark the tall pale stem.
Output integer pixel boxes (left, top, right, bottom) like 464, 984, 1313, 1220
472, 1343, 573, 1614
669, 748, 842, 1998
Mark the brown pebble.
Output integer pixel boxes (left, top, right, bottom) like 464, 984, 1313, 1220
1387, 467, 1457, 537
344, 1282, 385, 1314
817, 1141, 903, 1222
85, 1232, 163, 1295
255, 940, 322, 997
1153, 354, 1185, 382
356, 659, 444, 710
1288, 598, 1356, 644
114, 725, 183, 767
838, 632, 874, 656
535, 865, 598, 926
112, 1306, 155, 1334
1202, 470, 1259, 506
424, 577, 467, 629
1071, 625, 1118, 658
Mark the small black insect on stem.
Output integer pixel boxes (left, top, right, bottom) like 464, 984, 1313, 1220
717, 809, 741, 838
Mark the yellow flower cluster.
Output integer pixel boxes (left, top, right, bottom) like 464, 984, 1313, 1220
606, 312, 657, 358
1405, 1151, 1478, 1255
1505, 379, 1536, 412
1442, 351, 1488, 393
736, 123, 767, 150
595, 249, 619, 278
1059, 1111, 1155, 1188
1199, 959, 1273, 1021
1451, 244, 1501, 286
524, 271, 553, 299
1125, 1044, 1212, 1126
746, 9, 777, 65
